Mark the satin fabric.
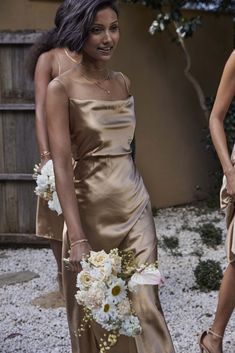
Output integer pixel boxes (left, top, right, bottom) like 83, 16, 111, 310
220, 146, 235, 263
36, 197, 64, 241
61, 93, 175, 353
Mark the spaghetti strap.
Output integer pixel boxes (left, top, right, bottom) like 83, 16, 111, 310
55, 52, 62, 76
119, 72, 131, 96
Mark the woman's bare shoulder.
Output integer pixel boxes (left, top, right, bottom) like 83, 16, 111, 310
37, 50, 54, 67
112, 71, 131, 92
48, 66, 80, 96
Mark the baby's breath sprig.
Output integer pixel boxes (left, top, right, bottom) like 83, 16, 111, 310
77, 307, 92, 338
119, 250, 137, 278
99, 331, 120, 353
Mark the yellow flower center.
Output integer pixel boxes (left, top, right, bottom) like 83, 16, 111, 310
112, 285, 121, 296
104, 304, 110, 312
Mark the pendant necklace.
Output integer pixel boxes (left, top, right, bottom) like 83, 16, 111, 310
64, 48, 80, 64
81, 70, 111, 95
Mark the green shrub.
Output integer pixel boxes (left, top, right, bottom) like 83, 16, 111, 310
161, 236, 181, 256
194, 260, 223, 292
198, 223, 222, 248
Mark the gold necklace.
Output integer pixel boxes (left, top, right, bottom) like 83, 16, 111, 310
64, 48, 80, 64
81, 71, 111, 95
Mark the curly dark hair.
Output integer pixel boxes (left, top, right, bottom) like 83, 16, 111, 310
28, 0, 77, 79
57, 0, 119, 53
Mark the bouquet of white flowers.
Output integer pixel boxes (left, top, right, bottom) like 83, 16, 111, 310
33, 160, 62, 215
72, 248, 163, 352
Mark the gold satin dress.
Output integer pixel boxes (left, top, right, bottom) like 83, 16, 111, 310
62, 94, 175, 353
36, 198, 64, 240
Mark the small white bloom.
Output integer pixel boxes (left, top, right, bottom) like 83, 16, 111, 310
117, 298, 131, 316
48, 191, 62, 215
48, 175, 55, 189
109, 278, 127, 304
75, 290, 86, 305
41, 159, 54, 176
176, 26, 186, 38
120, 315, 142, 337
36, 174, 48, 193
85, 285, 105, 308
159, 22, 165, 31
164, 13, 170, 21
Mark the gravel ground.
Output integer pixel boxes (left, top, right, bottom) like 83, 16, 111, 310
1, 205, 235, 353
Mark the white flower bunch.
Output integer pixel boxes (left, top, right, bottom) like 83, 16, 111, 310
33, 160, 62, 215
75, 248, 163, 345
149, 14, 170, 35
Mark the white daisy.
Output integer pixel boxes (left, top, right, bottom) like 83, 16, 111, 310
109, 278, 127, 304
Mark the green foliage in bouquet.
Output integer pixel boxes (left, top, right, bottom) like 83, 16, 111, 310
194, 259, 223, 292
198, 223, 223, 248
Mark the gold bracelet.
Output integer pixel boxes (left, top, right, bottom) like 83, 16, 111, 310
40, 150, 51, 159
70, 239, 88, 247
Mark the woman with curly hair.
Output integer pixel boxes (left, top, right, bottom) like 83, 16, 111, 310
29, 0, 81, 295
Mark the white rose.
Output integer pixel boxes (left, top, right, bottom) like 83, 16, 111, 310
88, 250, 110, 268
77, 271, 92, 289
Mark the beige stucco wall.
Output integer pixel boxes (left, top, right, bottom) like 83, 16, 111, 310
0, 1, 233, 207
111, 5, 234, 207
0, 0, 60, 30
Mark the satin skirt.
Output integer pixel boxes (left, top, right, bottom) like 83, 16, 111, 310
62, 202, 175, 353
36, 197, 64, 241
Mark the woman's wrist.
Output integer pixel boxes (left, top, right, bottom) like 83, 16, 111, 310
224, 165, 235, 176
40, 150, 51, 160
70, 239, 88, 247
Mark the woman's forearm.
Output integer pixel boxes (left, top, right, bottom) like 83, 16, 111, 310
209, 114, 233, 175
54, 159, 86, 244
35, 109, 50, 154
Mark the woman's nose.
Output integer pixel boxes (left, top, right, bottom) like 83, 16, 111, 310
103, 30, 112, 43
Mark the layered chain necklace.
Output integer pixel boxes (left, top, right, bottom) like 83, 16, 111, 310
80, 66, 111, 95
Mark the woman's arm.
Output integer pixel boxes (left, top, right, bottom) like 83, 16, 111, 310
46, 79, 91, 272
34, 52, 53, 166
209, 51, 235, 196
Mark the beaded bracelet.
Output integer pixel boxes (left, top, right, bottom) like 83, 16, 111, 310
71, 239, 88, 248
40, 150, 51, 159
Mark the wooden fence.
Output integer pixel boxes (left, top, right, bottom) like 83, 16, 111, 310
0, 31, 48, 244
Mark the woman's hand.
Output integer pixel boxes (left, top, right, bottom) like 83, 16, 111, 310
69, 241, 92, 272
226, 168, 235, 198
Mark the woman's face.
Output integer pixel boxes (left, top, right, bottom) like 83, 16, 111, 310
82, 7, 120, 62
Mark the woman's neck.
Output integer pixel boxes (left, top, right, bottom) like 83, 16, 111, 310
80, 57, 109, 81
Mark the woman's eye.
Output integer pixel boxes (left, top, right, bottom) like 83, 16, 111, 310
110, 25, 119, 32
90, 27, 102, 34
